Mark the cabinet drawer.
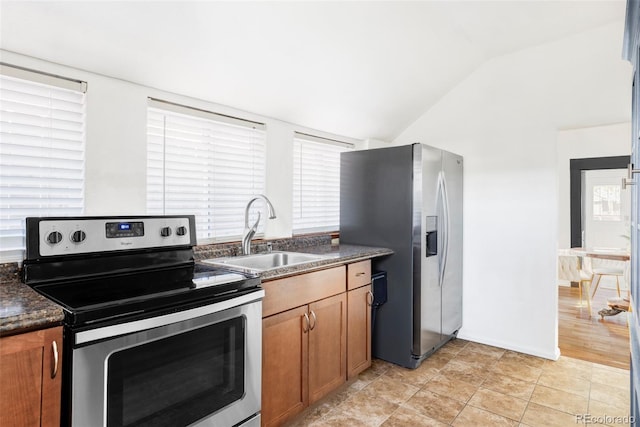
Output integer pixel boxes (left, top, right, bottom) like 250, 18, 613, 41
262, 267, 346, 317
347, 260, 371, 290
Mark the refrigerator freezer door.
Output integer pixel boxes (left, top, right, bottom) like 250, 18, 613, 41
415, 144, 443, 356
441, 151, 463, 336
341, 145, 416, 366
340, 143, 462, 369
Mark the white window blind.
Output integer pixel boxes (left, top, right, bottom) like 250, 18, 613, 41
147, 100, 266, 242
293, 133, 353, 233
0, 68, 86, 262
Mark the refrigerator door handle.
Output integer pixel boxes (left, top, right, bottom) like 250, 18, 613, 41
439, 172, 451, 288
437, 173, 445, 287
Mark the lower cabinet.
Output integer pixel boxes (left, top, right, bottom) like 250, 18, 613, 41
0, 326, 63, 427
347, 284, 372, 379
261, 261, 371, 427
307, 293, 347, 404
262, 305, 309, 426
262, 293, 347, 427
346, 260, 373, 379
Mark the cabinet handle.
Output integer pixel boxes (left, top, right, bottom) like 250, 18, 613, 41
302, 313, 310, 333
366, 291, 374, 307
355, 272, 366, 277
309, 310, 317, 330
51, 340, 59, 379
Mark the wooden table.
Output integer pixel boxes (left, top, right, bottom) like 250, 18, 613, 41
569, 247, 630, 262
559, 248, 631, 318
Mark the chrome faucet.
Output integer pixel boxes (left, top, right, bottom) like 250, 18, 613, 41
242, 195, 276, 255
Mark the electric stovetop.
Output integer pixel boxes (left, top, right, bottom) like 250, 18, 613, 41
30, 262, 260, 327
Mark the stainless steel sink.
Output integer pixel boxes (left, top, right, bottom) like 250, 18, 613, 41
202, 251, 327, 272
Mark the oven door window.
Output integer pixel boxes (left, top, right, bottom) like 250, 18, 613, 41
106, 317, 244, 427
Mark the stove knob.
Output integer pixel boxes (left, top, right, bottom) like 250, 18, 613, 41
160, 226, 172, 237
46, 231, 63, 245
71, 230, 86, 243
176, 226, 187, 236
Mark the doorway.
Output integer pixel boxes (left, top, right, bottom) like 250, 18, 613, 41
570, 155, 630, 248
560, 155, 631, 369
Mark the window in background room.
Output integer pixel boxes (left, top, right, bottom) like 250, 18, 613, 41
584, 168, 629, 249
593, 184, 622, 221
146, 99, 266, 243
292, 132, 354, 234
0, 64, 86, 262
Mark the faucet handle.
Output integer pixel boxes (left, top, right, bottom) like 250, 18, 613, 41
248, 211, 261, 233
242, 212, 261, 255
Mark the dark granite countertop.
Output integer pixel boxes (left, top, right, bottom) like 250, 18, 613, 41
0, 265, 64, 336
0, 241, 392, 336
200, 243, 393, 281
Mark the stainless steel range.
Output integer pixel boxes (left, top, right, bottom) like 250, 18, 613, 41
23, 215, 263, 427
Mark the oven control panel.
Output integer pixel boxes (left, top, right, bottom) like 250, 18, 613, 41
105, 221, 145, 238
35, 216, 195, 257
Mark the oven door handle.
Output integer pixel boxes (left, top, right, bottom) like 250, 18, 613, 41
75, 290, 265, 345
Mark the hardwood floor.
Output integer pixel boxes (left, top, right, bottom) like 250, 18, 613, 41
558, 285, 630, 370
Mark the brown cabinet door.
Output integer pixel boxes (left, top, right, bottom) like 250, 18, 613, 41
0, 326, 63, 427
308, 293, 347, 404
262, 306, 309, 427
347, 285, 372, 379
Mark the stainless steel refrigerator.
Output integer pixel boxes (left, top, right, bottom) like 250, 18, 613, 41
340, 143, 463, 369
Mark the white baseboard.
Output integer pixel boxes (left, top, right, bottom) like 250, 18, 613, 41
456, 330, 560, 360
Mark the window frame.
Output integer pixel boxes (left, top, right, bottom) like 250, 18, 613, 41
146, 98, 267, 244
0, 64, 86, 262
292, 132, 354, 235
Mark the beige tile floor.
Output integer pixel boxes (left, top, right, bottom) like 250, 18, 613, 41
287, 339, 631, 427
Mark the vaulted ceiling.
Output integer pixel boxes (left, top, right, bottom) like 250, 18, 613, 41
0, 1, 628, 141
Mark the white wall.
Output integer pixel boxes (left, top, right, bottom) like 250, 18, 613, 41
556, 123, 631, 250
392, 22, 631, 359
1, 50, 363, 241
